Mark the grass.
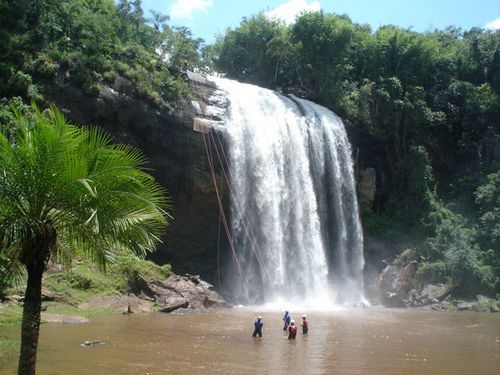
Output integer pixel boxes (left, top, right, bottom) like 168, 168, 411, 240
0, 255, 171, 370
0, 304, 22, 371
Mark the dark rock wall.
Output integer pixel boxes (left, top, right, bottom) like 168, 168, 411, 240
43, 74, 226, 285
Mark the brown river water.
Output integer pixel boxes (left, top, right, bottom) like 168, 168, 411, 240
3, 307, 500, 374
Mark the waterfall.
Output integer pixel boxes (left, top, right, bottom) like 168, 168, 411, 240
208, 77, 364, 306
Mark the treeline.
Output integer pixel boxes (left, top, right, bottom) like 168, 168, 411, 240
0, 0, 207, 108
209, 12, 499, 296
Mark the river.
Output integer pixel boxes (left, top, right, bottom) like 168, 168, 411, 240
3, 307, 499, 374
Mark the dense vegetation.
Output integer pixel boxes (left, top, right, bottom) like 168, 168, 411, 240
210, 13, 499, 297
0, 0, 206, 107
0, 1, 498, 298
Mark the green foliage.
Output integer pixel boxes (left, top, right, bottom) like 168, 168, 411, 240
113, 255, 171, 287
41, 256, 171, 303
0, 304, 21, 371
475, 171, 500, 249
0, 0, 206, 106
0, 103, 171, 275
415, 195, 497, 296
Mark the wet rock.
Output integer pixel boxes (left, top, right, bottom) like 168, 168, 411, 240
358, 167, 376, 212
41, 313, 89, 324
431, 301, 450, 311
157, 295, 189, 313
81, 340, 106, 347
384, 292, 406, 307
186, 273, 201, 284
456, 301, 473, 311
490, 304, 499, 313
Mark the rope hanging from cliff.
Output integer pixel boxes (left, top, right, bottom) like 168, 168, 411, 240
209, 130, 273, 286
202, 131, 252, 292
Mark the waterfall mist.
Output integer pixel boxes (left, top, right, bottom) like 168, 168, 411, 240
209, 77, 364, 306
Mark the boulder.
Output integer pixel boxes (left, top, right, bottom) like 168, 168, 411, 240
490, 304, 499, 313
157, 295, 189, 313
456, 301, 473, 311
130, 274, 229, 312
416, 284, 451, 305
431, 301, 451, 311
373, 261, 418, 307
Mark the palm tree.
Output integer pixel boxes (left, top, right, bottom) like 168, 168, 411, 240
0, 104, 170, 375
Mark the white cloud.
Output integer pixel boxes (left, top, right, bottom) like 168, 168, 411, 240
170, 0, 213, 20
265, 0, 321, 24
484, 17, 500, 30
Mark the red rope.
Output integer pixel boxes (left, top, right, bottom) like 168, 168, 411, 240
202, 132, 252, 293
208, 131, 273, 286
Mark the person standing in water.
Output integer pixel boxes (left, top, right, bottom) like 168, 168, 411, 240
252, 316, 263, 337
288, 319, 297, 339
283, 311, 291, 330
301, 315, 308, 334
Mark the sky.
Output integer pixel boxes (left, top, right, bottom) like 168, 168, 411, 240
141, 0, 500, 43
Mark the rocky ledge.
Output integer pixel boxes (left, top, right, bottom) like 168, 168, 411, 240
80, 273, 230, 314
369, 259, 499, 312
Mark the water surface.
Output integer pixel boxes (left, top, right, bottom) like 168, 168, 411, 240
4, 307, 499, 374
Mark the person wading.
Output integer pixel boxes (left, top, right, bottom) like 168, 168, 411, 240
301, 315, 309, 334
252, 316, 264, 337
283, 311, 291, 330
288, 320, 297, 339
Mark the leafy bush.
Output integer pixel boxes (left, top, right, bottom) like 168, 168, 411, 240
112, 255, 171, 287
416, 195, 497, 296
7, 71, 32, 97
34, 53, 59, 77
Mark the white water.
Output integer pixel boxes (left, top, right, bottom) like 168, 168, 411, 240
209, 78, 364, 306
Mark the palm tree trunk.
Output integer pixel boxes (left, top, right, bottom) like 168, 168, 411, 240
18, 265, 44, 375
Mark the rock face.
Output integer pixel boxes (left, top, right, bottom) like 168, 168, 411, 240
42, 72, 389, 288
371, 261, 418, 307
132, 273, 229, 312
358, 167, 377, 212
43, 72, 226, 285
79, 273, 229, 313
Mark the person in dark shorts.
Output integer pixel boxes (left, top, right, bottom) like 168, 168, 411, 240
252, 316, 263, 337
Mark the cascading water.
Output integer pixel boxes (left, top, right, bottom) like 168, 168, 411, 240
208, 77, 364, 306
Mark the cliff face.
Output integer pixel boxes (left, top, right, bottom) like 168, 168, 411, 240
42, 73, 388, 287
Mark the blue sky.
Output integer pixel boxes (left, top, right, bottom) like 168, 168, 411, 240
141, 0, 500, 43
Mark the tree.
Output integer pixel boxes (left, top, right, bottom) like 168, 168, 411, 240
0, 103, 170, 374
